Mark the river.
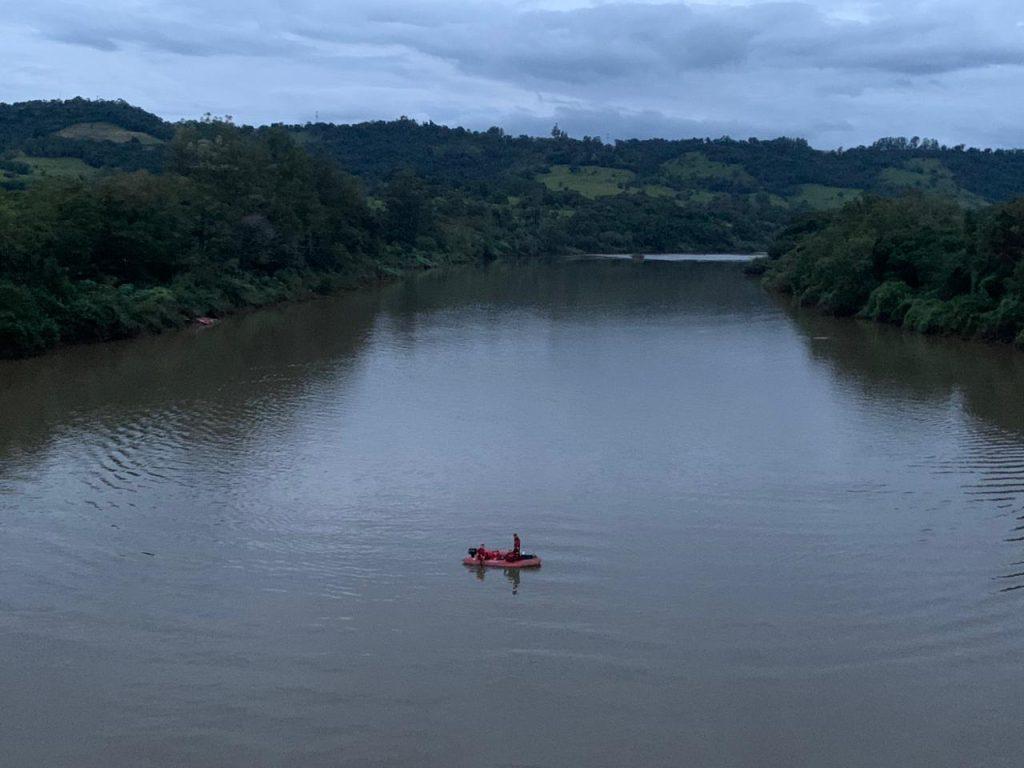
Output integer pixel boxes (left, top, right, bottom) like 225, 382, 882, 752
2, 258, 1024, 767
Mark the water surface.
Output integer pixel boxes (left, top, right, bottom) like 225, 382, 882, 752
2, 260, 1024, 767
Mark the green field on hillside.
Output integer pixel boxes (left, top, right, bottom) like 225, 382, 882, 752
2, 154, 98, 184
56, 121, 163, 145
879, 159, 987, 208
661, 152, 756, 186
790, 184, 863, 210
538, 165, 636, 198
640, 184, 677, 198
748, 192, 790, 207
678, 189, 719, 204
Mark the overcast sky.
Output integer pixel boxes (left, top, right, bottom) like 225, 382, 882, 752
2, 0, 1022, 147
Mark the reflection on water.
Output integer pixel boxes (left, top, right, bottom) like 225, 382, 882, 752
784, 308, 1024, 592
469, 565, 525, 596
2, 260, 1024, 768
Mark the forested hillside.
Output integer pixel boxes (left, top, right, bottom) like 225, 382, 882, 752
296, 123, 1024, 206
0, 99, 171, 179
4, 97, 1024, 358
7, 98, 1024, 246
759, 196, 1024, 348
0, 120, 395, 358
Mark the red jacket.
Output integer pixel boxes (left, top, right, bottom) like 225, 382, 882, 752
506, 535, 522, 561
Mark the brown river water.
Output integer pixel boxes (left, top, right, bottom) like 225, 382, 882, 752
2, 258, 1024, 767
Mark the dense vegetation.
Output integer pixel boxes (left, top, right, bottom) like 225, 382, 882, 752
760, 195, 1024, 348
4, 97, 1024, 357
0, 99, 172, 180
1, 121, 394, 357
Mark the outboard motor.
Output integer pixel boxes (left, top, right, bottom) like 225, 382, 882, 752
468, 548, 478, 557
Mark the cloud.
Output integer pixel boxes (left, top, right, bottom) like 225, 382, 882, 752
0, 0, 1022, 147
47, 29, 120, 52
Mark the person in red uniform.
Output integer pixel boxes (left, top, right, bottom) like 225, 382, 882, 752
505, 533, 522, 562
476, 544, 499, 563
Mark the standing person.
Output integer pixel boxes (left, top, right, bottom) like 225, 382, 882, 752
506, 533, 522, 562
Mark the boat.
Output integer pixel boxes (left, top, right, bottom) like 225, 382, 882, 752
463, 548, 541, 568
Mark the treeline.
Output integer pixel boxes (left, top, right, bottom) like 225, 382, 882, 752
296, 120, 1024, 204
759, 195, 1024, 348
563, 193, 786, 254
0, 98, 172, 182
0, 102, 807, 359
7, 98, 1024, 358
0, 98, 171, 147
0, 119, 548, 358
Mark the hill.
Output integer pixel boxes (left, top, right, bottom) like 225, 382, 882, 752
289, 120, 1024, 210
3, 98, 1024, 358
0, 99, 169, 186
5, 99, 1024, 251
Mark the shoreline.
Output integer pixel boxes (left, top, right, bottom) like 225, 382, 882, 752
0, 262, 437, 363
1, 254, 765, 362
577, 252, 764, 262
761, 282, 1024, 353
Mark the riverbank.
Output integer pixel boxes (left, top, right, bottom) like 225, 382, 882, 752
0, 118, 539, 360
756, 194, 1024, 351
3, 251, 762, 360
0, 253, 460, 360
579, 252, 763, 262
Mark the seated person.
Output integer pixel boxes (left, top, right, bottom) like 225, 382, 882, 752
475, 545, 499, 563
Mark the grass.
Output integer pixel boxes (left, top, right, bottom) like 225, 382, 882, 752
879, 159, 988, 208
677, 189, 718, 205
747, 192, 789, 207
12, 154, 98, 182
789, 184, 862, 210
660, 152, 756, 186
537, 165, 635, 198
880, 159, 955, 192
640, 184, 677, 199
56, 122, 163, 145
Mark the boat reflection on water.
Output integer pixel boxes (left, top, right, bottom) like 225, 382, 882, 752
468, 564, 524, 595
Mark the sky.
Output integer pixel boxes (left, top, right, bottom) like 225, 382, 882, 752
1, 0, 1023, 147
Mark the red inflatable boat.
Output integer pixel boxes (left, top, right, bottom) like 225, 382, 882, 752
463, 547, 541, 568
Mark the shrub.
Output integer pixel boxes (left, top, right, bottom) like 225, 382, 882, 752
977, 296, 1024, 343
902, 295, 990, 336
743, 256, 769, 276
60, 282, 139, 342
169, 273, 234, 317
863, 280, 913, 323
903, 298, 955, 335
0, 281, 59, 356
127, 286, 185, 332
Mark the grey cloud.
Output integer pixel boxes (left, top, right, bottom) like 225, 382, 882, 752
47, 30, 119, 52
1, 0, 1023, 148
764, 13, 1024, 75
352, 1, 1023, 83
17, 1, 1024, 79
28, 3, 308, 59
304, 2, 758, 83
